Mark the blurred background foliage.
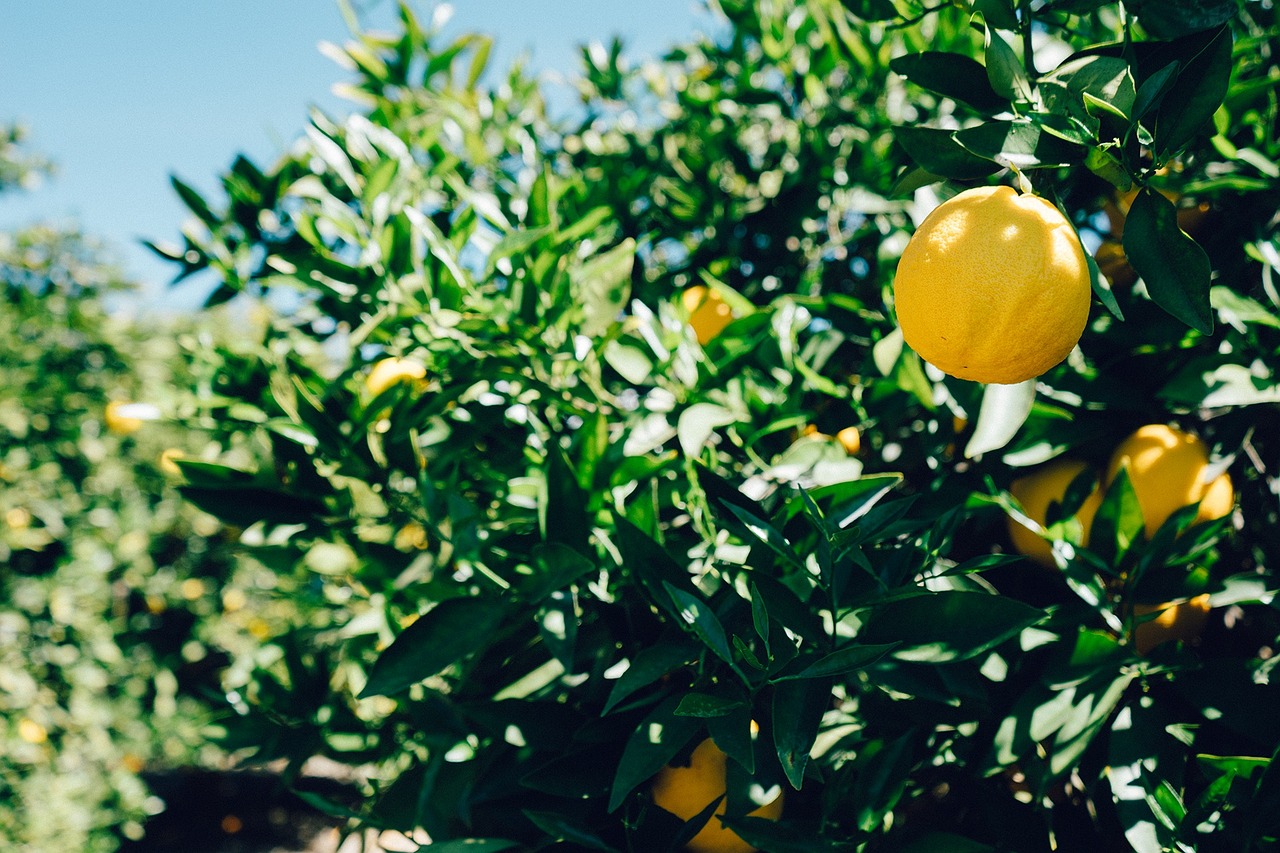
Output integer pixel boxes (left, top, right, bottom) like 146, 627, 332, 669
3, 0, 1280, 850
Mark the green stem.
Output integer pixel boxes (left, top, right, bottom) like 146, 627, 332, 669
1020, 0, 1036, 80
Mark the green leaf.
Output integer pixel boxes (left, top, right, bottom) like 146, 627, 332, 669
893, 126, 1002, 180
171, 175, 219, 227
1160, 361, 1280, 409
1128, 0, 1238, 39
523, 811, 618, 850
772, 675, 833, 790
678, 402, 739, 457
664, 582, 738, 673
890, 52, 1010, 112
771, 642, 899, 682
983, 25, 1033, 102
856, 591, 1044, 663
674, 692, 747, 718
608, 694, 704, 812
359, 596, 508, 698
1131, 61, 1180, 122
718, 815, 857, 851
1153, 26, 1233, 157
523, 542, 596, 603
574, 238, 635, 337
953, 120, 1086, 169
964, 379, 1036, 458
1122, 187, 1213, 333
541, 443, 592, 555
178, 486, 322, 529
613, 515, 701, 620
602, 639, 699, 715
1091, 465, 1145, 563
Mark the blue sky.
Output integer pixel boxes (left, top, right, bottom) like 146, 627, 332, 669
0, 1, 709, 311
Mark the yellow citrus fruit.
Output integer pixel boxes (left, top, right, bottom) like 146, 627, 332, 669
1106, 424, 1234, 537
682, 286, 735, 345
1094, 239, 1136, 288
651, 737, 783, 853
836, 426, 861, 456
1007, 459, 1102, 568
365, 357, 427, 398
158, 448, 186, 476
104, 401, 145, 435
893, 185, 1091, 385
1132, 593, 1212, 654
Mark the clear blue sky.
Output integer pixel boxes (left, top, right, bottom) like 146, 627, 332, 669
0, 1, 709, 311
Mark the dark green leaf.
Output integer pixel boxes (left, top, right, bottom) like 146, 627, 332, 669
674, 692, 747, 718
1123, 187, 1213, 332
856, 592, 1044, 663
171, 175, 219, 227
1128, 0, 1238, 39
608, 694, 704, 812
772, 675, 833, 790
664, 582, 738, 672
1153, 26, 1233, 156
954, 120, 1086, 170
359, 597, 508, 698
542, 442, 591, 555
772, 642, 899, 682
603, 638, 699, 715
890, 52, 1010, 112
893, 126, 1002, 180
1091, 464, 1145, 562
178, 486, 323, 528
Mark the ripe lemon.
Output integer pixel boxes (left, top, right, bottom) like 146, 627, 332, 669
651, 737, 783, 853
682, 286, 734, 345
105, 401, 145, 435
893, 185, 1091, 385
1105, 424, 1234, 537
365, 357, 427, 398
1132, 593, 1212, 654
1007, 459, 1102, 567
835, 426, 861, 456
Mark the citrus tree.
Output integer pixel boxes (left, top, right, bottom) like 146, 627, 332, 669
157, 1, 1279, 850
0, 127, 269, 850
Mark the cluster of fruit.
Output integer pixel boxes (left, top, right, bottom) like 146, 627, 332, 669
1006, 423, 1232, 653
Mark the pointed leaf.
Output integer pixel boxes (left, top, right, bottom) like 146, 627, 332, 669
772, 676, 833, 790
857, 592, 1044, 663
964, 379, 1036, 458
608, 695, 704, 812
1123, 188, 1213, 333
359, 597, 508, 697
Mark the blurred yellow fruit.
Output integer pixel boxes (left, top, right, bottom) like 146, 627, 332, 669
394, 521, 430, 551
893, 185, 1091, 385
5, 507, 31, 530
836, 426, 861, 456
158, 448, 186, 476
1094, 239, 1136, 288
1133, 593, 1212, 654
682, 285, 735, 345
1007, 459, 1102, 568
18, 718, 47, 744
366, 356, 427, 398
105, 401, 145, 435
651, 736, 783, 853
1106, 424, 1234, 537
